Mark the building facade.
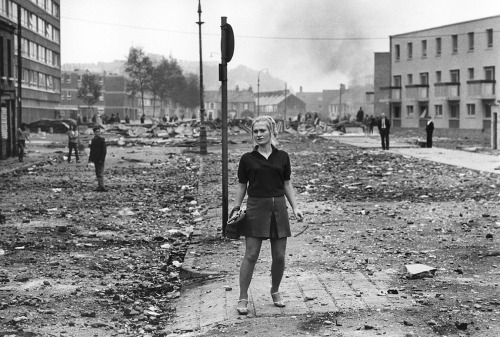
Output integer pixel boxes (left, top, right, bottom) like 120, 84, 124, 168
379, 15, 500, 130
257, 91, 306, 120
0, 15, 16, 159
1, 0, 62, 124
205, 89, 255, 120
59, 70, 139, 122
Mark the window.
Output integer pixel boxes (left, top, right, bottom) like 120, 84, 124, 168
452, 35, 458, 53
395, 44, 400, 61
421, 40, 427, 57
394, 106, 401, 118
406, 105, 414, 116
77, 75, 82, 83
0, 0, 6, 16
244, 103, 249, 110
38, 17, 45, 35
46, 75, 53, 91
66, 73, 71, 83
435, 71, 442, 83
52, 2, 59, 18
7, 39, 11, 77
450, 70, 460, 83
466, 104, 475, 116
468, 68, 474, 80
407, 74, 413, 85
450, 104, 460, 118
9, 1, 17, 21
407, 42, 413, 59
67, 90, 72, 99
29, 13, 36, 31
484, 66, 495, 80
468, 32, 474, 51
436, 37, 442, 55
420, 72, 428, 85
393, 75, 401, 87
20, 8, 29, 27
435, 105, 443, 116
0, 37, 3, 78
485, 103, 492, 118
487, 29, 493, 48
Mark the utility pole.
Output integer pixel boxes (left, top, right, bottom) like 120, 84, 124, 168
284, 82, 287, 124
339, 83, 343, 120
220, 17, 234, 236
15, 4, 22, 157
196, 0, 207, 155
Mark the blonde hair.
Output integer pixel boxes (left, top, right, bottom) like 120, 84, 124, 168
251, 115, 279, 147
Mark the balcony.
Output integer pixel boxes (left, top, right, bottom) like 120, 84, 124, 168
434, 83, 460, 101
405, 85, 429, 101
466, 80, 496, 99
378, 86, 401, 103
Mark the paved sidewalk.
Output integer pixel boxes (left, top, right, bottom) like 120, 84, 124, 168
172, 267, 413, 333
334, 135, 500, 174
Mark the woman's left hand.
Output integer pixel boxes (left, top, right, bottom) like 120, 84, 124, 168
294, 209, 304, 221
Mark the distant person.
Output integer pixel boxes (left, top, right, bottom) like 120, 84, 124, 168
17, 123, 30, 162
297, 113, 302, 123
109, 113, 116, 124
140, 114, 145, 124
88, 127, 107, 192
368, 115, 375, 135
67, 124, 80, 163
356, 107, 364, 122
162, 115, 167, 122
426, 118, 434, 148
125, 115, 130, 124
377, 113, 391, 150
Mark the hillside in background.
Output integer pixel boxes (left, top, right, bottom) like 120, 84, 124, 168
62, 60, 289, 93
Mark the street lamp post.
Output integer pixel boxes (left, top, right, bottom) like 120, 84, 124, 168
196, 0, 207, 155
257, 69, 267, 117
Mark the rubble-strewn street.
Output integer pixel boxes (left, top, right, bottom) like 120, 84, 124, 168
1, 129, 500, 337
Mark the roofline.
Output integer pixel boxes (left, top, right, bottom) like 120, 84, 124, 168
390, 14, 500, 38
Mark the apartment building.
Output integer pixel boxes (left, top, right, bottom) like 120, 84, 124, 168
379, 15, 500, 130
0, 0, 62, 124
0, 15, 16, 159
59, 70, 139, 122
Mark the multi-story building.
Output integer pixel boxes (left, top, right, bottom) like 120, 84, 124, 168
1, 0, 61, 124
59, 70, 139, 122
377, 15, 500, 130
0, 15, 16, 159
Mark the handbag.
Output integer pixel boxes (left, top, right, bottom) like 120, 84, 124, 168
225, 209, 246, 239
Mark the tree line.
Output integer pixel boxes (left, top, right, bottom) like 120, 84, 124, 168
77, 47, 200, 118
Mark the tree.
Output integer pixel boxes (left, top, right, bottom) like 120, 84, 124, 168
77, 72, 102, 118
150, 57, 184, 118
125, 47, 153, 116
178, 73, 200, 111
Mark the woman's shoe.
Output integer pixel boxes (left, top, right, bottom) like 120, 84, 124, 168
237, 299, 248, 315
271, 292, 285, 307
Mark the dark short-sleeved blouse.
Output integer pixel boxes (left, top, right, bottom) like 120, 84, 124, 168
237, 146, 291, 198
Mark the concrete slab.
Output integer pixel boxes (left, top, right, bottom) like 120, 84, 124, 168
170, 271, 415, 333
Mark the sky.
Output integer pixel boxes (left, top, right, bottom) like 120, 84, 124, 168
62, 0, 500, 92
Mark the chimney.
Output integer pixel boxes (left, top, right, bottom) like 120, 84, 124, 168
300, 86, 303, 93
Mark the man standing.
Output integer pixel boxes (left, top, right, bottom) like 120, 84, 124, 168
426, 118, 434, 148
67, 124, 80, 163
89, 127, 107, 192
356, 107, 364, 122
377, 113, 391, 150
